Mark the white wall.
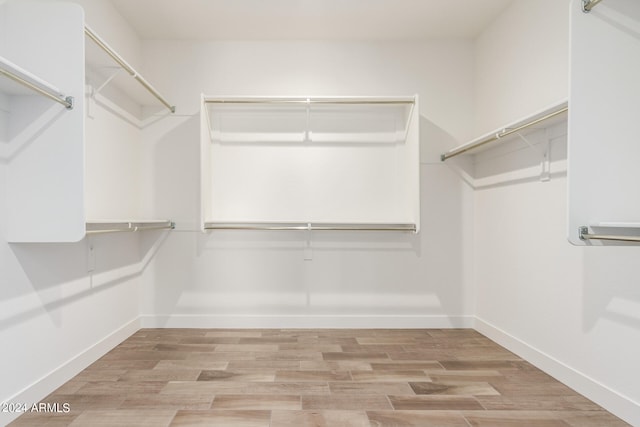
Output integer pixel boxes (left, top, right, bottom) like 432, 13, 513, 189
472, 0, 640, 425
474, 0, 569, 131
139, 40, 477, 328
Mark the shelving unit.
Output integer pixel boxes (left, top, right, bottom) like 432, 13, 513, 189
2, 0, 174, 242
84, 25, 175, 114
201, 95, 420, 233
2, 0, 86, 242
568, 0, 640, 245
82, 26, 175, 237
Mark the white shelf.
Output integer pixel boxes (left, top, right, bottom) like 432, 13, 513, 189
441, 99, 568, 161
204, 96, 415, 144
568, 0, 640, 246
3, 1, 173, 242
84, 25, 175, 113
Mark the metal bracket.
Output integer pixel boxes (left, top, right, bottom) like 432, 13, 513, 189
515, 131, 551, 182
86, 68, 121, 118
579, 226, 589, 241
94, 67, 123, 96
304, 222, 313, 261
65, 96, 75, 110
582, 0, 603, 13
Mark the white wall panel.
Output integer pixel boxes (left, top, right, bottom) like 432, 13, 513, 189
2, 0, 85, 242
568, 0, 640, 245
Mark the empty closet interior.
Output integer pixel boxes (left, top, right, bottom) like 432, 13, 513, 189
1, 0, 639, 425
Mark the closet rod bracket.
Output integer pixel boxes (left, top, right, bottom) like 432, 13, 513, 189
64, 96, 74, 110
579, 226, 589, 241
579, 226, 640, 243
582, 0, 603, 13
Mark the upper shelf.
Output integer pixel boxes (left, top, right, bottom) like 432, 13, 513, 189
441, 99, 568, 161
203, 96, 416, 144
84, 25, 175, 113
0, 55, 74, 109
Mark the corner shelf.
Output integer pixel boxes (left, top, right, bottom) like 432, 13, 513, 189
440, 100, 568, 161
84, 26, 175, 114
3, 1, 174, 242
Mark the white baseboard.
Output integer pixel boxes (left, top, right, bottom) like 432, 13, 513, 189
474, 316, 640, 427
0, 317, 140, 426
140, 314, 474, 329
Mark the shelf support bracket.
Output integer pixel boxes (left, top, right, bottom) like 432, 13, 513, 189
304, 222, 313, 261
304, 98, 311, 142
94, 67, 124, 95
515, 131, 551, 182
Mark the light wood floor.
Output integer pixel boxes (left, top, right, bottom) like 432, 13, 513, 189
10, 328, 629, 426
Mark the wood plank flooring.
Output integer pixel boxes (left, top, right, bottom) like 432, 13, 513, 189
10, 329, 629, 426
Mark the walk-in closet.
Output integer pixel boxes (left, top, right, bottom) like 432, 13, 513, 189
1, 0, 639, 425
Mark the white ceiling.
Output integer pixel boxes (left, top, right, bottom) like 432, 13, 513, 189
110, 0, 514, 41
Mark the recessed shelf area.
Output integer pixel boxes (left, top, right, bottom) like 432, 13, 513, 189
200, 95, 421, 233
84, 25, 175, 114
3, 1, 174, 242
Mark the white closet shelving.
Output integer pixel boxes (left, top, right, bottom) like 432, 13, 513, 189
2, 0, 174, 242
200, 95, 420, 233
440, 100, 568, 162
568, 0, 640, 245
0, 56, 74, 110
82, 25, 175, 238
84, 25, 175, 114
